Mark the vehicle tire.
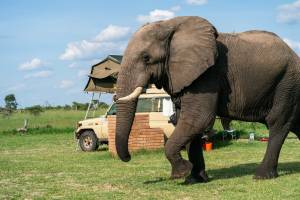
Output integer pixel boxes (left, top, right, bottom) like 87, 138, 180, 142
79, 130, 99, 151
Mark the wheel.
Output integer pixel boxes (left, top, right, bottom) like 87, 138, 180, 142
79, 130, 99, 151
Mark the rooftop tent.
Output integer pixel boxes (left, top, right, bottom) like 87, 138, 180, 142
84, 55, 123, 93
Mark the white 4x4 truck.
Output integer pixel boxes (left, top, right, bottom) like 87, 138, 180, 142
75, 88, 175, 151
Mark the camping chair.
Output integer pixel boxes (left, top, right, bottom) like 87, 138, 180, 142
222, 129, 237, 140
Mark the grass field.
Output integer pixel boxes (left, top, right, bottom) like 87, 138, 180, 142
0, 109, 109, 132
0, 110, 300, 199
0, 110, 85, 132
0, 109, 268, 136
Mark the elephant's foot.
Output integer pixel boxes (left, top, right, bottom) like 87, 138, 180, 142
253, 166, 278, 179
183, 170, 209, 185
170, 159, 193, 179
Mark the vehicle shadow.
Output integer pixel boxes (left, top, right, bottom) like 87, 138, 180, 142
97, 145, 108, 151
143, 161, 300, 185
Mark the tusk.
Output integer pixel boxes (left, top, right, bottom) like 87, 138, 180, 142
118, 87, 143, 101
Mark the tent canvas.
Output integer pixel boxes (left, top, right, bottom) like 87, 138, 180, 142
84, 55, 122, 93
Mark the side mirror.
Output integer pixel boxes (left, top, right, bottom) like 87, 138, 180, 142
168, 113, 177, 126
113, 94, 117, 102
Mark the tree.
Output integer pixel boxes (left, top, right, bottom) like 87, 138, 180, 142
98, 102, 109, 109
2, 94, 17, 117
63, 104, 72, 110
72, 101, 89, 110
4, 94, 18, 110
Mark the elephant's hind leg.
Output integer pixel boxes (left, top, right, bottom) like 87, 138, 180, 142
254, 87, 297, 179
254, 125, 289, 179
291, 104, 300, 140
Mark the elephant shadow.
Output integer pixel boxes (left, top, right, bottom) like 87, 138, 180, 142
208, 161, 300, 180
143, 161, 300, 184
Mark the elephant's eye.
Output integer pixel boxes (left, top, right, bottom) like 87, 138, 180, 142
142, 53, 150, 63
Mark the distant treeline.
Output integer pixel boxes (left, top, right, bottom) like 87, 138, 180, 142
1, 93, 110, 117
0, 101, 109, 117
42, 101, 109, 111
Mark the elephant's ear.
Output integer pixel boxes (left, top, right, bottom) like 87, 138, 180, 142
163, 17, 219, 94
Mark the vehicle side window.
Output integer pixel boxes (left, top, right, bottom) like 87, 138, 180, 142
136, 98, 154, 112
136, 97, 170, 113
106, 97, 173, 114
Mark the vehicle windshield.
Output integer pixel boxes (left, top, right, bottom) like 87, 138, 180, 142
106, 97, 171, 115
106, 104, 116, 115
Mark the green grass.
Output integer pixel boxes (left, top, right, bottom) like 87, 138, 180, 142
0, 129, 300, 199
0, 109, 108, 132
1, 110, 299, 199
1, 109, 268, 137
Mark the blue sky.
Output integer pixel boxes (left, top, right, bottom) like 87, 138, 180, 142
1, 0, 300, 108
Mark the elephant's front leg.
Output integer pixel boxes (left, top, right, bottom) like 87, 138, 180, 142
165, 92, 217, 179
185, 135, 209, 184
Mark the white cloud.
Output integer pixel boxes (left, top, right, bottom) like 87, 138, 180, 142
186, 0, 208, 6
59, 80, 74, 89
277, 0, 300, 24
24, 70, 53, 79
60, 25, 131, 61
283, 38, 300, 54
95, 25, 130, 42
137, 9, 176, 23
60, 43, 82, 60
19, 58, 43, 70
77, 69, 89, 78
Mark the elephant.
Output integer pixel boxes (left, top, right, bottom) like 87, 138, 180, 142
115, 16, 300, 184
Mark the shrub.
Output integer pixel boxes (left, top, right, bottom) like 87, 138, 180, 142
25, 105, 44, 116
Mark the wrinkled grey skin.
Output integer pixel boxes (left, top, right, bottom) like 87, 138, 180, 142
115, 16, 300, 183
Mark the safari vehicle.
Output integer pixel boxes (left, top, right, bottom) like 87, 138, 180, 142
75, 87, 175, 151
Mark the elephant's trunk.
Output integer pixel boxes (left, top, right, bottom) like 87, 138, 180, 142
115, 63, 142, 162
115, 99, 137, 162
115, 57, 148, 162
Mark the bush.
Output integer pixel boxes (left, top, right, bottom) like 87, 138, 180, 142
25, 105, 44, 116
1, 108, 13, 118
63, 104, 72, 110
1, 126, 73, 135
